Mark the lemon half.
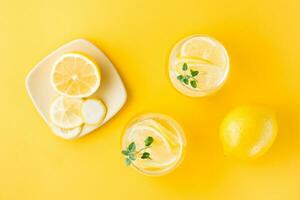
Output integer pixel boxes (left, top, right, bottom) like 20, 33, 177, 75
51, 53, 101, 98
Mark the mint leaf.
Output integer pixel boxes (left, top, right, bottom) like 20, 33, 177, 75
144, 136, 154, 146
190, 70, 199, 77
141, 152, 151, 159
182, 63, 188, 71
129, 153, 136, 161
121, 150, 129, 156
190, 80, 197, 88
183, 78, 189, 85
125, 158, 132, 166
177, 75, 184, 81
128, 142, 136, 152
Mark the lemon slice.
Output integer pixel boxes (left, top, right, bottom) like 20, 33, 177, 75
49, 96, 84, 129
180, 36, 227, 67
175, 56, 210, 65
52, 125, 82, 140
51, 53, 101, 98
173, 61, 224, 90
81, 99, 107, 125
138, 119, 178, 147
126, 120, 178, 169
128, 125, 177, 169
130, 125, 172, 153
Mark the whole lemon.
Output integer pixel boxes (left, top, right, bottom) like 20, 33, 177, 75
220, 105, 278, 159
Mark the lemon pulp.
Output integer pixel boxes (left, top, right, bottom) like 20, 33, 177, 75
122, 114, 185, 175
49, 96, 84, 129
51, 53, 101, 98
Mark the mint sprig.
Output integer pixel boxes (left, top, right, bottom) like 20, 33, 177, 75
177, 63, 199, 88
122, 136, 154, 166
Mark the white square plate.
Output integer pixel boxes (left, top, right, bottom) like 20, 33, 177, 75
26, 39, 127, 139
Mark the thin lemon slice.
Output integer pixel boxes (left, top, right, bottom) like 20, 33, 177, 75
52, 125, 82, 140
51, 53, 101, 98
129, 126, 177, 169
49, 96, 84, 129
126, 121, 178, 169
175, 56, 211, 65
180, 36, 227, 67
129, 125, 172, 153
174, 61, 224, 90
81, 99, 107, 125
138, 119, 178, 147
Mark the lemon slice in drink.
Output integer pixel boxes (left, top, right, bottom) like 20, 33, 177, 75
126, 120, 178, 169
49, 96, 84, 129
174, 61, 224, 90
81, 99, 107, 125
51, 53, 101, 98
138, 119, 178, 147
175, 56, 210, 65
122, 113, 185, 175
180, 36, 228, 68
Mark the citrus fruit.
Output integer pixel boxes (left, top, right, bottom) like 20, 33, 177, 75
122, 114, 185, 175
51, 53, 101, 98
175, 56, 210, 65
173, 61, 223, 90
139, 119, 178, 147
52, 126, 82, 140
180, 36, 228, 68
49, 96, 84, 129
220, 105, 278, 159
126, 119, 179, 170
81, 99, 107, 125
128, 126, 175, 169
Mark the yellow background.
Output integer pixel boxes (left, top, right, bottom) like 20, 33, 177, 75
1, 0, 300, 199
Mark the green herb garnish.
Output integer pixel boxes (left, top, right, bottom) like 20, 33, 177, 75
177, 63, 199, 88
141, 152, 151, 159
182, 63, 188, 71
122, 136, 154, 166
144, 136, 154, 146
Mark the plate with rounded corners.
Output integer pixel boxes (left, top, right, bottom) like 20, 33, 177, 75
25, 39, 127, 139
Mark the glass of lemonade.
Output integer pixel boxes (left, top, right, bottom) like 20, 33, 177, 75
169, 35, 230, 97
121, 113, 185, 176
